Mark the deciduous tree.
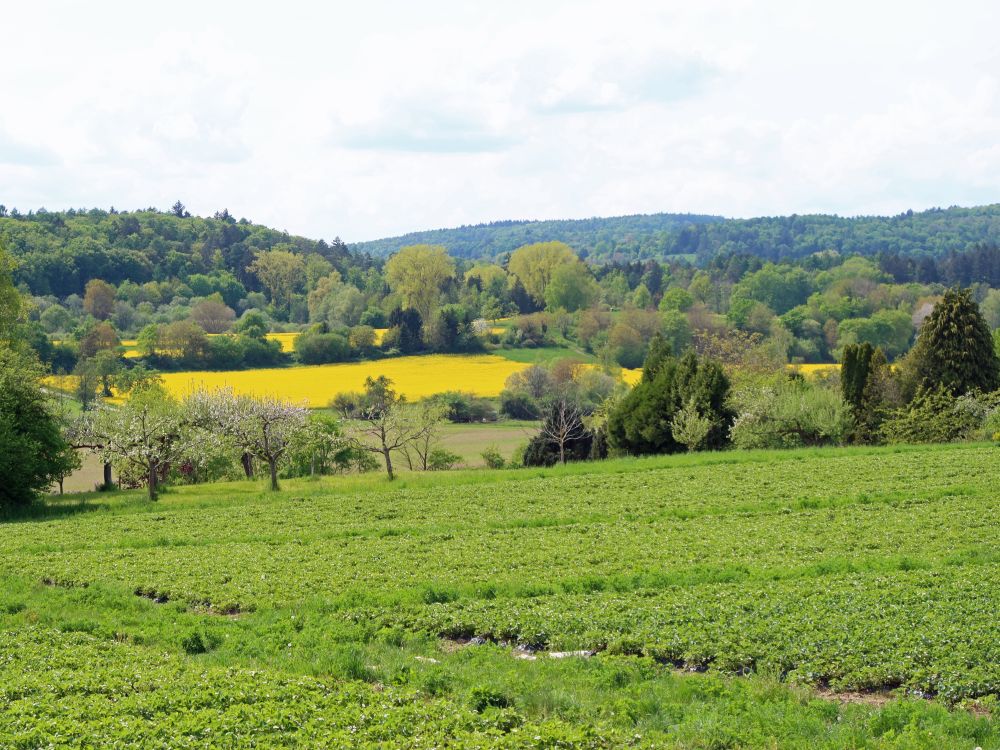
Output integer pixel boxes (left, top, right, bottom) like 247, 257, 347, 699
384, 245, 455, 322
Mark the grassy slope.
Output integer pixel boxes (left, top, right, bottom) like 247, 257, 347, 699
4, 445, 1000, 748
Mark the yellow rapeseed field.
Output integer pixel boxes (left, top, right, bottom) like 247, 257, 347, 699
787, 363, 840, 377
264, 332, 298, 352
156, 354, 532, 406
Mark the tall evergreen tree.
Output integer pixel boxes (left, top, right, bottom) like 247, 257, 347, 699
909, 287, 1000, 395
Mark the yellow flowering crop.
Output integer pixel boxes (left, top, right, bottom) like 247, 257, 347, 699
787, 363, 840, 377
156, 354, 532, 406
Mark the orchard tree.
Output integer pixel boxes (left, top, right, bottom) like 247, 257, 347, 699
538, 396, 587, 465
909, 287, 1000, 395
187, 388, 308, 491
74, 384, 187, 500
384, 244, 455, 322
398, 400, 449, 471
345, 375, 442, 480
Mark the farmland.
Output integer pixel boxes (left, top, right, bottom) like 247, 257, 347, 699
153, 353, 532, 404
3, 444, 999, 747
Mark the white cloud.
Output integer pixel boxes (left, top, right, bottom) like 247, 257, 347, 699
0, 0, 998, 241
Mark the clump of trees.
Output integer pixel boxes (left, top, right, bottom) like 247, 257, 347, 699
607, 338, 733, 455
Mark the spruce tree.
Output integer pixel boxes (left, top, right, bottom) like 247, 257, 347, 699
910, 287, 1000, 395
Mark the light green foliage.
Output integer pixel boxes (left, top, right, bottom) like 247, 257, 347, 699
657, 286, 693, 312
880, 386, 983, 444
730, 263, 812, 316
836, 308, 913, 359
730, 377, 848, 449
543, 261, 599, 313
385, 245, 455, 322
508, 241, 577, 305
248, 249, 306, 313
631, 283, 652, 309
670, 398, 714, 451
0, 243, 22, 343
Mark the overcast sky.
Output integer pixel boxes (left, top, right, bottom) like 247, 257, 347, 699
1, 1, 999, 243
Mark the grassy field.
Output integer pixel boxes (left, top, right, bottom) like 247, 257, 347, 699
5, 444, 999, 747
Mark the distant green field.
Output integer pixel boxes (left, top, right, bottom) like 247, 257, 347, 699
493, 346, 597, 364
4, 444, 1000, 747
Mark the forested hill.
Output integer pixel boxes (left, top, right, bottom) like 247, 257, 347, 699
351, 204, 1000, 264
0, 206, 365, 298
351, 213, 724, 261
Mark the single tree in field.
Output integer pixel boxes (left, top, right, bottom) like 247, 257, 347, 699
187, 388, 308, 491
909, 287, 1000, 396
74, 384, 187, 500
399, 400, 449, 471
538, 395, 587, 465
345, 376, 442, 480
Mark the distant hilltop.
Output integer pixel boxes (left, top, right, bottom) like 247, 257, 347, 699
349, 204, 1000, 264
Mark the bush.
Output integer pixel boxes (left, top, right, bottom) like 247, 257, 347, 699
0, 349, 76, 509
329, 391, 363, 419
433, 391, 498, 423
880, 386, 983, 444
427, 448, 461, 471
499, 390, 540, 420
730, 377, 848, 449
481, 445, 505, 469
295, 330, 351, 365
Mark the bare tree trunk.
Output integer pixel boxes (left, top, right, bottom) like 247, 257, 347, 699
147, 462, 158, 501
268, 458, 280, 491
103, 462, 113, 489
382, 448, 394, 480
241, 452, 254, 479
559, 440, 566, 465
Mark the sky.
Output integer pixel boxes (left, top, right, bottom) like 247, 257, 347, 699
1, 1, 999, 243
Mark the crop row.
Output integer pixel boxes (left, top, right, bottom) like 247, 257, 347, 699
0, 627, 615, 749
366, 565, 1000, 702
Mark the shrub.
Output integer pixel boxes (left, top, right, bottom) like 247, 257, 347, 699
469, 686, 513, 712
499, 390, 540, 420
433, 391, 498, 423
481, 445, 505, 469
880, 386, 983, 444
295, 330, 351, 365
329, 391, 363, 419
730, 377, 848, 449
427, 448, 461, 471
